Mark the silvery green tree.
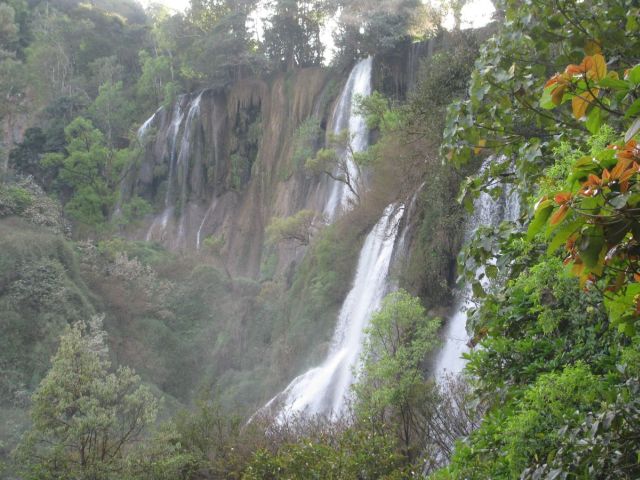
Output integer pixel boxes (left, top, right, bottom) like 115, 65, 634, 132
354, 290, 441, 462
14, 315, 157, 479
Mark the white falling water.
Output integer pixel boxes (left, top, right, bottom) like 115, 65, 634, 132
196, 197, 218, 250
433, 169, 519, 378
266, 204, 404, 420
144, 92, 204, 245
144, 101, 184, 242
323, 57, 373, 220
176, 92, 204, 246
137, 106, 162, 138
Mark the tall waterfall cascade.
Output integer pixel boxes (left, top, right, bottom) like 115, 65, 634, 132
143, 93, 204, 247
433, 173, 519, 378
323, 57, 373, 220
264, 204, 404, 419
256, 57, 399, 420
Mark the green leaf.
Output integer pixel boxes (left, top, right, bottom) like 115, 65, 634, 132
485, 264, 498, 279
597, 77, 629, 90
472, 281, 486, 298
547, 219, 582, 254
527, 200, 553, 239
628, 64, 640, 85
577, 228, 605, 268
585, 106, 603, 134
540, 85, 557, 110
605, 283, 640, 330
624, 98, 640, 119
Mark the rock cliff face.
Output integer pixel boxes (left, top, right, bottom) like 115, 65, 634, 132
121, 38, 447, 280
122, 68, 338, 278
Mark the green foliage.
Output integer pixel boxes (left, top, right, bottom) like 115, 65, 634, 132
355, 290, 441, 460
281, 117, 322, 179
527, 55, 640, 337
263, 0, 333, 71
437, 1, 640, 477
42, 117, 134, 231
438, 364, 609, 479
305, 129, 363, 203
0, 218, 95, 407
8, 128, 49, 183
333, 0, 427, 61
113, 196, 153, 228
522, 376, 640, 479
203, 234, 225, 257
243, 423, 407, 480
0, 183, 32, 216
13, 317, 157, 479
136, 50, 178, 111
89, 79, 134, 147
266, 210, 317, 246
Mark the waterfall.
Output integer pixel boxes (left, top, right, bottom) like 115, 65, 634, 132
144, 92, 204, 245
265, 204, 405, 420
323, 57, 373, 220
433, 166, 519, 378
137, 106, 162, 138
176, 92, 204, 246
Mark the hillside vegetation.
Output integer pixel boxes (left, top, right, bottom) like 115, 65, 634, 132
0, 0, 639, 478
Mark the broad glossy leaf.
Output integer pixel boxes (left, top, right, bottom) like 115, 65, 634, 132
572, 93, 590, 119
628, 64, 640, 85
603, 218, 631, 245
577, 229, 605, 268
540, 85, 558, 109
586, 106, 603, 134
547, 219, 582, 253
527, 201, 553, 239
598, 77, 628, 90
625, 98, 640, 119
605, 283, 640, 329
485, 264, 498, 279
591, 54, 607, 80
549, 204, 569, 226
472, 281, 486, 298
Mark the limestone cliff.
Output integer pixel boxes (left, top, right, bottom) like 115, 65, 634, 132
121, 68, 339, 278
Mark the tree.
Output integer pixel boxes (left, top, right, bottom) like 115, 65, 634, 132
184, 0, 265, 84
89, 79, 134, 147
0, 3, 18, 59
42, 117, 135, 230
263, 0, 332, 71
13, 316, 157, 479
333, 0, 426, 61
354, 290, 441, 461
266, 209, 319, 246
529, 54, 640, 336
305, 130, 366, 204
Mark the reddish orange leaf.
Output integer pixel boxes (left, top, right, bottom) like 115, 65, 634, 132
554, 192, 572, 204
550, 204, 569, 225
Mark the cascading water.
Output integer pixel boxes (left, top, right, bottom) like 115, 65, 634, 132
265, 204, 405, 419
176, 92, 204, 246
144, 92, 204, 246
137, 106, 162, 138
433, 166, 519, 378
323, 57, 373, 220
